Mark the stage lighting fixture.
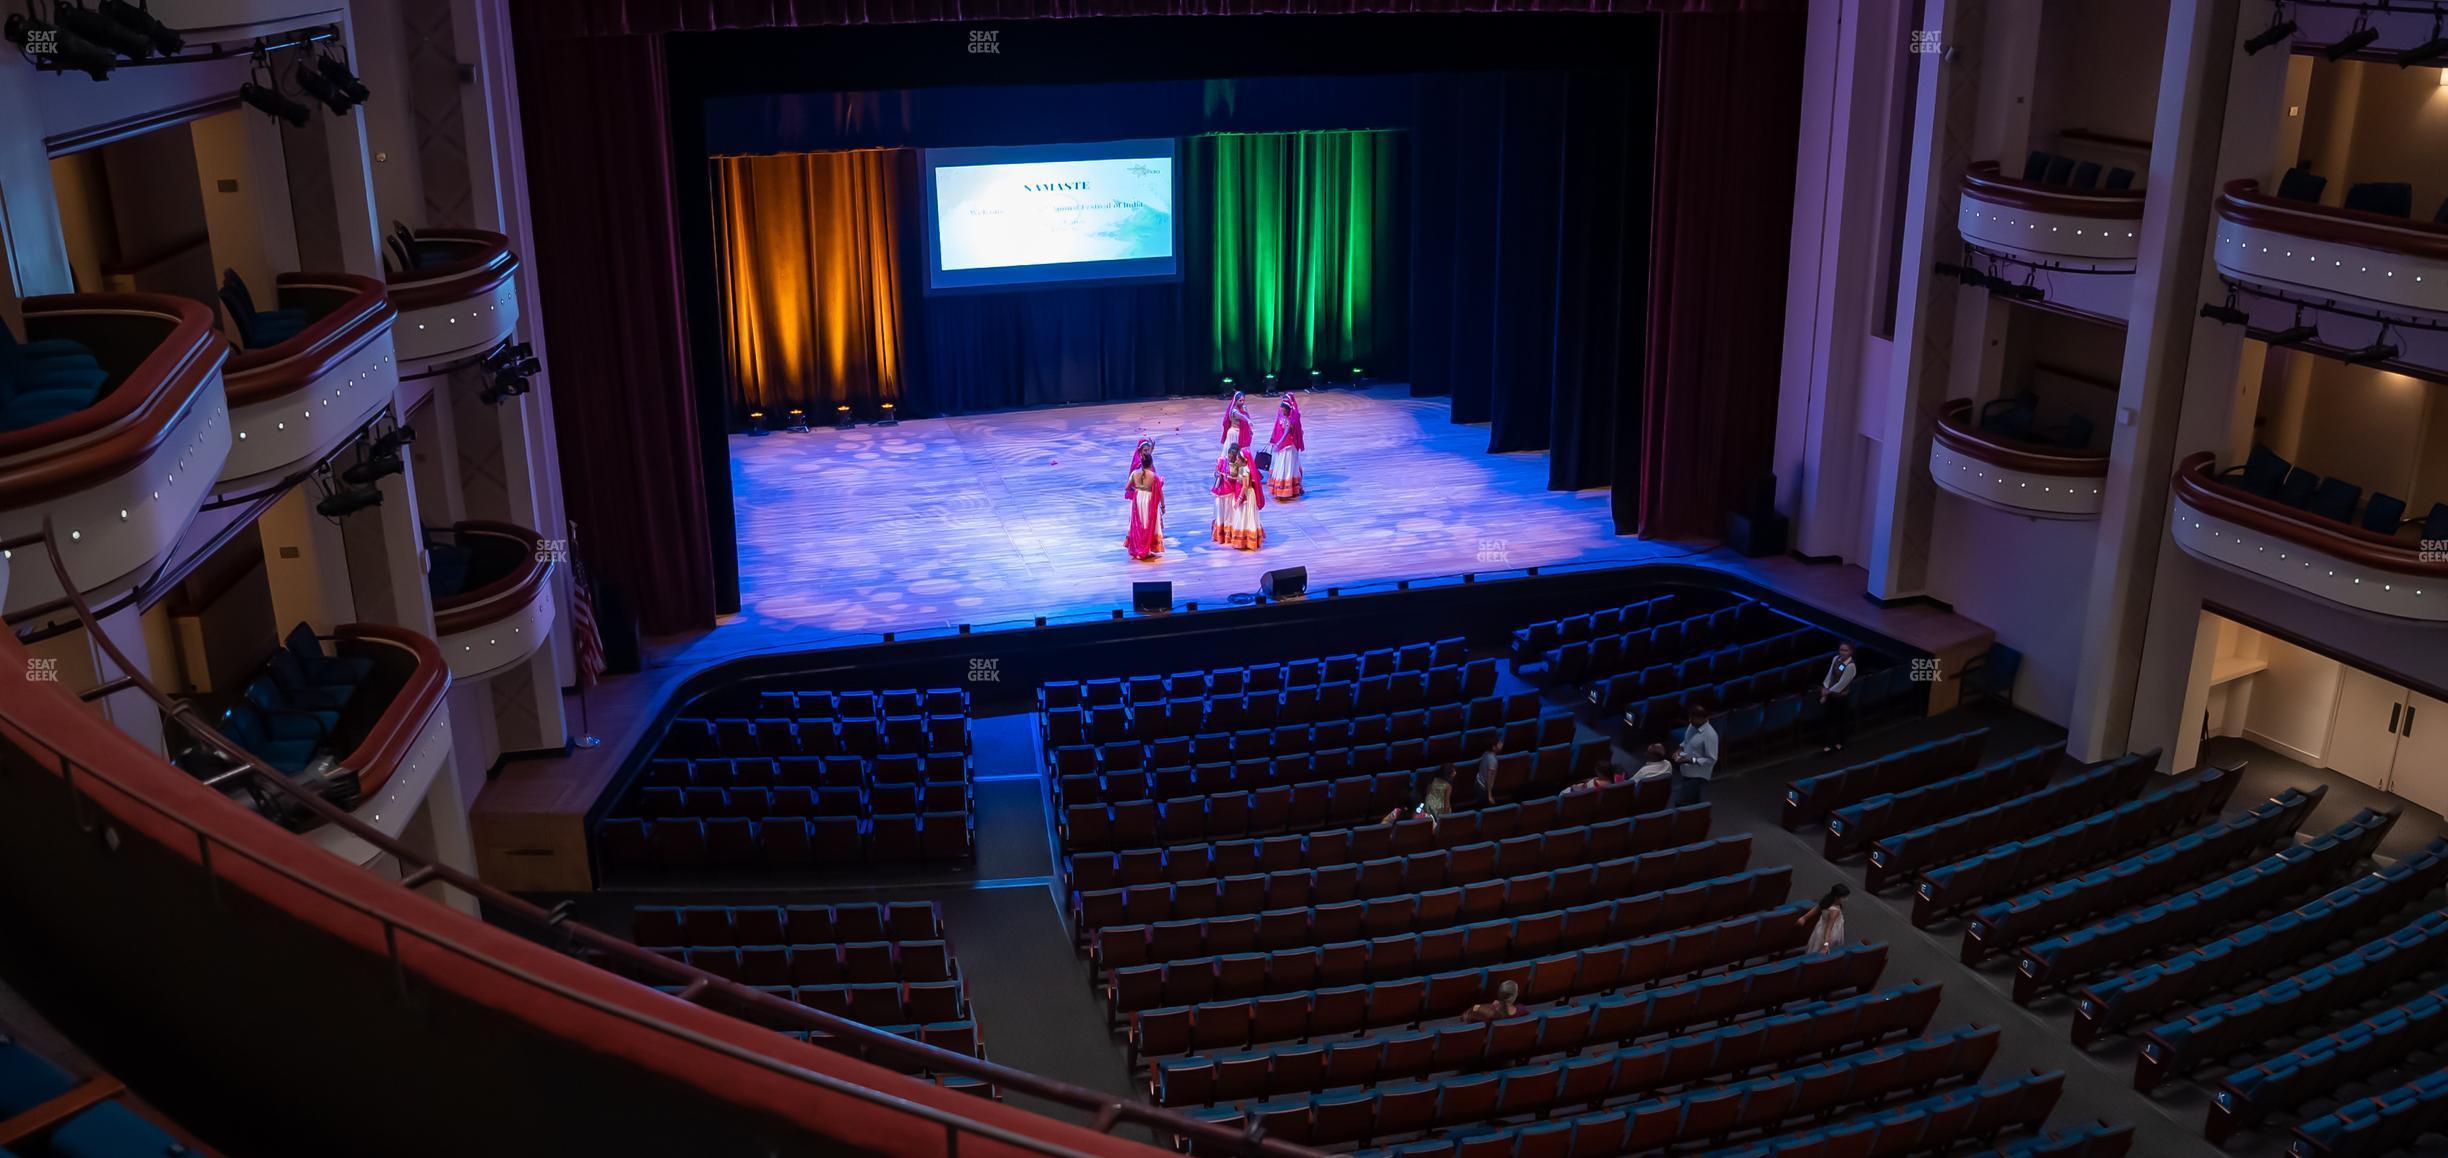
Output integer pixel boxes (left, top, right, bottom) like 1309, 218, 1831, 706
295, 64, 354, 115
1263, 373, 1277, 396
2244, 6, 2297, 55
2342, 327, 2400, 366
1351, 367, 1366, 386
878, 401, 898, 427
6, 15, 116, 80
1933, 260, 1966, 279
2326, 17, 2380, 61
835, 403, 854, 429
2268, 308, 2319, 347
2200, 290, 2249, 326
370, 424, 416, 454
239, 80, 311, 127
1308, 369, 1323, 391
785, 407, 810, 433
342, 452, 403, 487
55, 1, 154, 60
316, 50, 370, 105
316, 486, 383, 518
748, 409, 770, 436
2398, 16, 2448, 67
99, 0, 180, 56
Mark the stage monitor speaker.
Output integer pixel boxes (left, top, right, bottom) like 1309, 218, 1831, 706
1133, 581, 1173, 613
1259, 567, 1308, 600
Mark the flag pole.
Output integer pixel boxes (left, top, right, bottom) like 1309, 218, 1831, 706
568, 519, 602, 749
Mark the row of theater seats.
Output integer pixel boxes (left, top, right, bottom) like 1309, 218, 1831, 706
0, 1034, 194, 1157
2012, 805, 2391, 1004
659, 712, 970, 759
1104, 866, 1793, 1016
1089, 830, 1746, 973
1527, 596, 1784, 688
627, 777, 970, 820
1821, 740, 2062, 859
1049, 696, 1551, 807
2272, 164, 2448, 224
632, 900, 939, 946
1086, 817, 1720, 971
1052, 640, 1476, 709
1126, 903, 1816, 1060
1863, 755, 2155, 893
1042, 652, 1495, 749
1505, 591, 1717, 668
2071, 838, 2448, 1048
1654, 667, 1919, 756
0, 320, 109, 431
2288, 1065, 2448, 1158
1586, 622, 1832, 715
1148, 944, 1890, 1106
1961, 786, 2321, 965
597, 809, 972, 869
1075, 797, 1703, 943
203, 623, 377, 781
1783, 728, 1991, 829
2019, 149, 2136, 191
1703, 1069, 2071, 1158
2217, 977, 2448, 1145
1182, 983, 1952, 1149
1909, 765, 2238, 925
1065, 777, 1666, 895
2221, 443, 2448, 543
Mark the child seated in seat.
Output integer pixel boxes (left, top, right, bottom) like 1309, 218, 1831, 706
1381, 776, 1453, 828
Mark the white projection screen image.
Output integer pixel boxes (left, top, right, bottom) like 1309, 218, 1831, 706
922, 138, 1180, 291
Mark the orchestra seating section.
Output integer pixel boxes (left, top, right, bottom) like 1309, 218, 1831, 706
593, 686, 979, 874
0, 319, 109, 432
626, 900, 996, 1095
1507, 590, 1918, 753
0, 1033, 199, 1156
2220, 443, 2448, 544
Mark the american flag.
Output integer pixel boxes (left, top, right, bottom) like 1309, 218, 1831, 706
567, 532, 606, 686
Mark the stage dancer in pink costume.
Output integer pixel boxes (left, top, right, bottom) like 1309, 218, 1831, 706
1125, 439, 1165, 561
1211, 443, 1266, 550
1268, 394, 1306, 499
1217, 391, 1254, 470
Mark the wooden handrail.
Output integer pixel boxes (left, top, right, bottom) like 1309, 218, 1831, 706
384, 229, 519, 311
223, 273, 396, 408
1960, 160, 2146, 221
432, 521, 553, 635
2172, 452, 2448, 578
0, 1076, 128, 1147
0, 295, 229, 507
2217, 178, 2448, 264
1931, 399, 2109, 478
330, 623, 451, 797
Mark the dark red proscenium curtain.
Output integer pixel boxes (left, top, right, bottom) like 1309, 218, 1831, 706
507, 0, 1803, 632
1635, 11, 1808, 540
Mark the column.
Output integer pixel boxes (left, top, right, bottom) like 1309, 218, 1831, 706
341, 438, 439, 635
399, 757, 482, 917
260, 486, 361, 634
0, 60, 72, 307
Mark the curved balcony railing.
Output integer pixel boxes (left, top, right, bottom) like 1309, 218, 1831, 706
1956, 161, 2146, 321
2213, 179, 2447, 376
218, 273, 399, 495
294, 623, 454, 864
1927, 399, 2109, 519
0, 520, 1299, 1158
0, 294, 230, 626
385, 229, 521, 374
2170, 452, 2448, 621
430, 522, 557, 681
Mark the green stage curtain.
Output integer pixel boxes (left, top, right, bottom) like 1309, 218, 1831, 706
711, 150, 907, 419
1201, 130, 1406, 386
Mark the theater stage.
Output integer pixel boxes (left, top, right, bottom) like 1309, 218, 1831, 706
694, 385, 1688, 665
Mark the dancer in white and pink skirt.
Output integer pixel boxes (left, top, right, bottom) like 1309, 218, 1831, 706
1210, 443, 1266, 550
1216, 390, 1253, 473
1124, 439, 1165, 561
1268, 394, 1306, 499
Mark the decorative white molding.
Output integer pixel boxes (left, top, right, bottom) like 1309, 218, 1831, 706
2171, 493, 2448, 623
1928, 440, 2105, 519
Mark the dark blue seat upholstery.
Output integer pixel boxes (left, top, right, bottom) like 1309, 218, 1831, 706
2275, 166, 2326, 202
2343, 181, 2413, 218
2306, 477, 2360, 524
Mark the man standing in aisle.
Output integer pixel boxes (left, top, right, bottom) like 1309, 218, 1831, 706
1819, 641, 1858, 753
1671, 703, 1718, 807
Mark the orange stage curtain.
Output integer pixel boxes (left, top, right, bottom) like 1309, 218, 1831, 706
712, 150, 907, 419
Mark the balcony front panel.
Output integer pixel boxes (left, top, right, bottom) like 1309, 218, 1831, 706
309, 624, 453, 866
2170, 453, 2448, 623
388, 230, 521, 375
1957, 162, 2144, 323
0, 295, 232, 623
1927, 400, 2108, 520
217, 274, 399, 495
2214, 179, 2448, 377
432, 523, 558, 682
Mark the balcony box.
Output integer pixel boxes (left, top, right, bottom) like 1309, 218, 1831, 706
430, 522, 558, 681
1928, 399, 2108, 519
216, 273, 398, 496
0, 295, 230, 625
306, 623, 454, 865
2213, 179, 2448, 379
1956, 161, 2145, 323
386, 230, 520, 377
2170, 452, 2448, 622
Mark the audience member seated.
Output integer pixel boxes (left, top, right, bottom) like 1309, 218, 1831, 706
1379, 776, 1452, 827
1460, 979, 1523, 1023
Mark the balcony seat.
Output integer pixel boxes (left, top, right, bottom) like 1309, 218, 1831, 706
215, 273, 397, 495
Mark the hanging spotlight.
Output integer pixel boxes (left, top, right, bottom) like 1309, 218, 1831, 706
369, 423, 416, 454
316, 486, 383, 518
2342, 326, 2400, 366
315, 49, 370, 105
2267, 307, 2319, 347
341, 451, 403, 486
54, 1, 154, 60
99, 0, 180, 56
2398, 15, 2448, 67
6, 15, 117, 80
2244, 4, 2298, 55
2325, 14, 2379, 61
239, 79, 311, 127
294, 61, 353, 115
2199, 289, 2250, 326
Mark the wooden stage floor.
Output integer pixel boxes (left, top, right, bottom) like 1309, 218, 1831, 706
472, 387, 1996, 892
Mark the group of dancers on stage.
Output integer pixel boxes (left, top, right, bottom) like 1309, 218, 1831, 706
1125, 390, 1306, 560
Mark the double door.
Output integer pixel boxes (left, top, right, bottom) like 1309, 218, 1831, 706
2328, 669, 2448, 817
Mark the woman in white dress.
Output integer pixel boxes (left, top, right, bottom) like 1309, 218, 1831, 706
1210, 443, 1266, 550
1124, 439, 1164, 561
1269, 394, 1306, 499
1218, 391, 1253, 470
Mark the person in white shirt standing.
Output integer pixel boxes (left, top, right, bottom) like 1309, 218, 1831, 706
1670, 703, 1718, 807
1818, 641, 1858, 754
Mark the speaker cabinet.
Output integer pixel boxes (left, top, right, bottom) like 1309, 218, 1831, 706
1259, 566, 1308, 599
1132, 581, 1173, 612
